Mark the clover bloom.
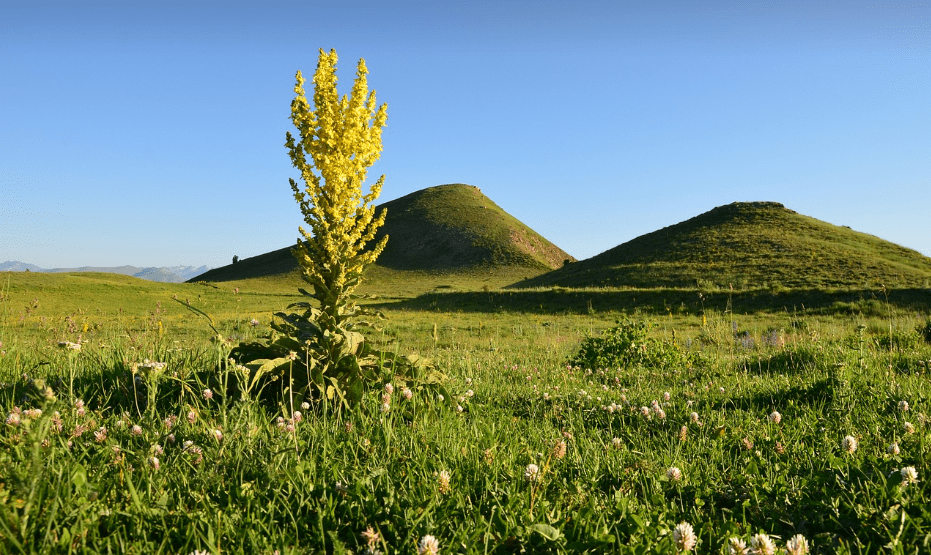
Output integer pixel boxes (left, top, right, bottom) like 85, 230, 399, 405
524, 463, 541, 483
727, 537, 748, 555
749, 533, 776, 555
888, 443, 900, 455
666, 466, 682, 482
785, 534, 809, 555
437, 470, 451, 494
418, 535, 440, 555
901, 466, 919, 486
898, 400, 909, 412
841, 435, 857, 454
672, 521, 697, 552
768, 411, 781, 424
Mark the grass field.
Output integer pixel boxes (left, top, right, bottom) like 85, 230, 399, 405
2, 270, 931, 554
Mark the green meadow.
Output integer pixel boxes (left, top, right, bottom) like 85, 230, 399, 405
2, 268, 931, 554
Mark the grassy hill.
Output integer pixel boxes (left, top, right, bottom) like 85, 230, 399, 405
194, 184, 574, 292
511, 201, 931, 291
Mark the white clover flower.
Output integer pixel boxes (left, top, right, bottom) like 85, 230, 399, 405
611, 437, 623, 449
666, 466, 682, 482
672, 521, 697, 552
203, 388, 213, 400
131, 425, 143, 436
898, 400, 909, 412
749, 533, 776, 555
524, 463, 541, 483
5, 412, 21, 426
640, 406, 651, 418
380, 402, 390, 413
466, 389, 474, 397
841, 435, 857, 454
690, 411, 700, 423
212, 429, 223, 441
901, 466, 919, 486
664, 391, 671, 402
301, 401, 310, 410
187, 410, 197, 424
888, 443, 901, 455
456, 405, 463, 413
654, 408, 667, 419
437, 470, 451, 494
418, 535, 440, 555
94, 427, 108, 443
384, 383, 394, 395
152, 443, 164, 455
148, 456, 160, 471
437, 394, 444, 402
768, 411, 781, 424
785, 534, 809, 555
904, 421, 915, 434
402, 388, 413, 401
727, 537, 748, 555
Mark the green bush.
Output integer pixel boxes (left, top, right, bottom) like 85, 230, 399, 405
569, 320, 694, 371
918, 316, 931, 344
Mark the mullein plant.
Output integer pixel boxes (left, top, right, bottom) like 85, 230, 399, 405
231, 49, 444, 410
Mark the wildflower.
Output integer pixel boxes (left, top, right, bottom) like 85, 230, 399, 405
904, 421, 915, 434
775, 441, 786, 454
203, 388, 213, 400
301, 401, 310, 410
768, 411, 781, 424
335, 481, 348, 493
5, 412, 21, 426
152, 443, 164, 455
212, 429, 223, 442
402, 388, 413, 401
94, 427, 108, 443
74, 399, 86, 417
888, 443, 901, 455
901, 466, 919, 486
690, 411, 700, 424
437, 470, 451, 494
482, 448, 494, 465
384, 383, 394, 395
654, 407, 667, 420
437, 394, 444, 402
250, 318, 259, 326
611, 437, 623, 449
785, 534, 809, 555
380, 402, 390, 413
362, 526, 381, 547
640, 406, 651, 418
841, 435, 857, 454
456, 405, 463, 413
524, 463, 541, 483
664, 391, 671, 402
666, 466, 682, 482
672, 521, 697, 552
418, 535, 440, 555
187, 410, 197, 424
167, 433, 176, 444
164, 415, 178, 430
553, 439, 567, 459
148, 456, 160, 471
741, 437, 754, 450
727, 537, 748, 555
466, 389, 474, 397
719, 387, 725, 394
749, 533, 776, 555
131, 425, 143, 436
465, 377, 472, 386
23, 408, 42, 420
898, 400, 909, 412
292, 411, 303, 423
678, 425, 688, 441
51, 411, 62, 432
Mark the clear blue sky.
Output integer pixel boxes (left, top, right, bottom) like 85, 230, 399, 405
1, 1, 928, 269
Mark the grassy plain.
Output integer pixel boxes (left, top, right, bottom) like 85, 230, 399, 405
1, 270, 931, 554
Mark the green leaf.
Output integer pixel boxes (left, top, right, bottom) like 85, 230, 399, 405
529, 523, 562, 541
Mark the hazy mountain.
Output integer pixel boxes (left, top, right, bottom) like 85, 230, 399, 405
0, 262, 211, 283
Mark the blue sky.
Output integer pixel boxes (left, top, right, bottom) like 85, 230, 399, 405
1, 1, 928, 269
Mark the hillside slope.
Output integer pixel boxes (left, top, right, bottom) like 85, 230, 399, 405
194, 184, 574, 284
511, 202, 931, 290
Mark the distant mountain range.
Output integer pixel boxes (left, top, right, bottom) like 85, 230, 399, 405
0, 261, 211, 283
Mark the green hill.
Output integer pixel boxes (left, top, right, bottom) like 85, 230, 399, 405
194, 184, 574, 289
511, 201, 931, 291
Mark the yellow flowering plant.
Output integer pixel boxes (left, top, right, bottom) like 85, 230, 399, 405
230, 49, 445, 409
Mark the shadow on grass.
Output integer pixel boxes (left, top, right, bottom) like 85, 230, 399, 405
370, 287, 931, 315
